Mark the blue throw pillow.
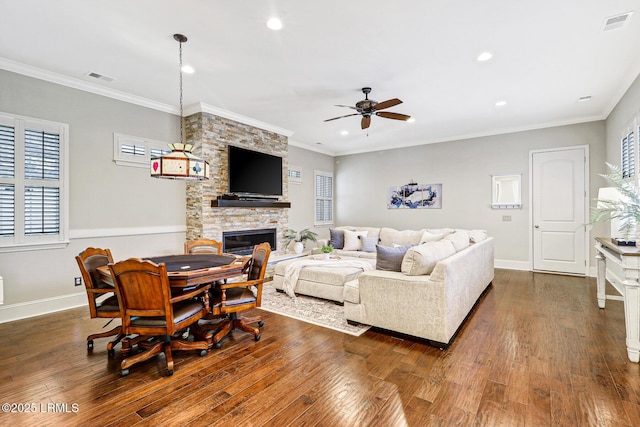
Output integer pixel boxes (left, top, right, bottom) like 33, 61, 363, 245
330, 228, 345, 249
376, 244, 412, 271
359, 235, 379, 253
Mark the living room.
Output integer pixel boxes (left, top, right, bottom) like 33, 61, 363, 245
2, 1, 640, 424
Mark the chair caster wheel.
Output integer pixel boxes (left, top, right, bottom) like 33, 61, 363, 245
258, 321, 264, 327
87, 340, 94, 351
166, 369, 174, 376
199, 349, 208, 357
108, 349, 115, 359
213, 342, 222, 349
121, 369, 129, 377
254, 334, 261, 341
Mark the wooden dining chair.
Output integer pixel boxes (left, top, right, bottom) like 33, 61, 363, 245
75, 247, 124, 358
109, 258, 212, 376
184, 238, 223, 255
202, 242, 271, 349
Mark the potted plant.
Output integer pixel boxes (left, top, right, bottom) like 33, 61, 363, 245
591, 162, 640, 243
320, 244, 334, 259
284, 228, 318, 254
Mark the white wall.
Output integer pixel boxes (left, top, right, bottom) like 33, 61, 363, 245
606, 73, 640, 165
334, 121, 606, 267
287, 145, 335, 244
0, 70, 187, 319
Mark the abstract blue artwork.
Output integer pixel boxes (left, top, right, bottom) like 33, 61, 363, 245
387, 183, 442, 209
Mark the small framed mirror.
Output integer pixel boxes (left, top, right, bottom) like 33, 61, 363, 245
492, 174, 522, 209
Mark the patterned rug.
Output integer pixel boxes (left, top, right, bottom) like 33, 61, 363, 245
258, 280, 371, 336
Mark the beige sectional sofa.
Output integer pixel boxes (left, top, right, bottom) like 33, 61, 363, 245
272, 225, 494, 346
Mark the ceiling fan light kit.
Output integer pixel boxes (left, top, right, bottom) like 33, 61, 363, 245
324, 87, 412, 130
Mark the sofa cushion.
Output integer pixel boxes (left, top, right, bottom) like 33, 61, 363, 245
359, 235, 379, 252
376, 244, 413, 271
343, 229, 368, 251
343, 279, 360, 304
329, 228, 345, 249
444, 230, 470, 252
419, 230, 444, 244
401, 239, 457, 276
379, 228, 425, 246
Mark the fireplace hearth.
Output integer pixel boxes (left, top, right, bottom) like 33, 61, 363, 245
222, 228, 277, 255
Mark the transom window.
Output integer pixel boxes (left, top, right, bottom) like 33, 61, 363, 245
113, 133, 170, 168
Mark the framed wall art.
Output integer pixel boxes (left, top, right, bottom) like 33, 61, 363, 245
388, 182, 442, 209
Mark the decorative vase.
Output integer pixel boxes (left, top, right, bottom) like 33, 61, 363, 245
323, 253, 330, 260
293, 241, 304, 254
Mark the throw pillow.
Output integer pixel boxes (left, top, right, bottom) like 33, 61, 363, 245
401, 239, 456, 276
359, 235, 379, 252
419, 230, 444, 244
469, 229, 488, 243
343, 229, 368, 251
444, 230, 470, 252
376, 244, 412, 271
329, 228, 345, 249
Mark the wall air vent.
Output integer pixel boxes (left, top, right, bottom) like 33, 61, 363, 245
603, 12, 633, 31
85, 71, 115, 82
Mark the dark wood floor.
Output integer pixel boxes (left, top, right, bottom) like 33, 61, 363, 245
1, 269, 640, 426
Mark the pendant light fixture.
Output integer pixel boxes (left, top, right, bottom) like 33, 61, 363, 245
151, 34, 209, 180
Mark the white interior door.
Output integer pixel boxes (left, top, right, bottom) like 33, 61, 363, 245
532, 147, 587, 274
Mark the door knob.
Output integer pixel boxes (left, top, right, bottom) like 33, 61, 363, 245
534, 225, 539, 228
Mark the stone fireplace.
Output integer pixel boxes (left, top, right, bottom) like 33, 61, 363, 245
184, 108, 291, 254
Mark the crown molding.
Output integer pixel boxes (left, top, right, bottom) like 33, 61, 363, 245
0, 57, 178, 114
288, 138, 336, 156
184, 102, 294, 137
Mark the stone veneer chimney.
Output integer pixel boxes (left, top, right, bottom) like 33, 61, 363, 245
184, 111, 289, 253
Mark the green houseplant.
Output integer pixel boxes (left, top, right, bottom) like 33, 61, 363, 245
591, 162, 640, 242
284, 228, 318, 253
319, 244, 334, 259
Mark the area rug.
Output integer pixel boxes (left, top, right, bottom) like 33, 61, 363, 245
258, 280, 371, 336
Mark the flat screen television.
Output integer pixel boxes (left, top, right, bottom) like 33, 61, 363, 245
228, 145, 283, 196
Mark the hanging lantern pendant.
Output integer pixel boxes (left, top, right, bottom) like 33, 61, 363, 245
151, 34, 209, 180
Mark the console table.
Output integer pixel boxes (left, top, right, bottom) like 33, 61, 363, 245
595, 237, 640, 362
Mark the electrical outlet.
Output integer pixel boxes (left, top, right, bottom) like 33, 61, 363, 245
502, 215, 512, 222
74, 277, 82, 286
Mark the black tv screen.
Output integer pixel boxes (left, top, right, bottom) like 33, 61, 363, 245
228, 146, 283, 196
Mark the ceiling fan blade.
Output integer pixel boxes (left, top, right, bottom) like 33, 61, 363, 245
324, 113, 360, 122
376, 111, 411, 121
373, 98, 402, 111
361, 116, 371, 129
334, 104, 358, 110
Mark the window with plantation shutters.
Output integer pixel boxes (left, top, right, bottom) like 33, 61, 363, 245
314, 170, 333, 226
621, 131, 636, 178
0, 113, 68, 251
113, 133, 169, 167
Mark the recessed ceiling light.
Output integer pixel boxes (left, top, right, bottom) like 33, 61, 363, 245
495, 100, 507, 107
578, 95, 592, 102
267, 17, 283, 30
181, 65, 195, 74
477, 51, 493, 62
340, 130, 349, 136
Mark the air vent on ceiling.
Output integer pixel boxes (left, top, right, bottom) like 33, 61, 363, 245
603, 12, 633, 31
85, 71, 115, 82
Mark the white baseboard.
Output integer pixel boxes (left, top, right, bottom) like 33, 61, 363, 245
494, 259, 530, 270
0, 292, 87, 324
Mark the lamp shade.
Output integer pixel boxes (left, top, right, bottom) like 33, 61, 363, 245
150, 143, 209, 180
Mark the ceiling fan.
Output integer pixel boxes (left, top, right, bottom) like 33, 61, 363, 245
324, 87, 411, 130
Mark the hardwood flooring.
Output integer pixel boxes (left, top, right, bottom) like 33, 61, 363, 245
1, 269, 640, 426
